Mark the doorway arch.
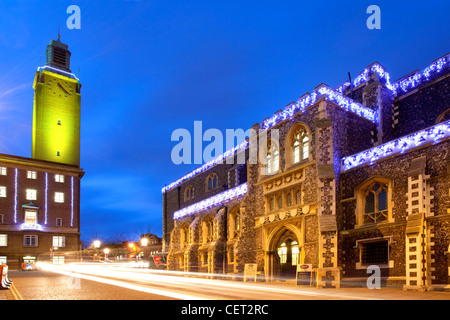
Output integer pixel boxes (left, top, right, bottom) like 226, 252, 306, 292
265, 224, 303, 281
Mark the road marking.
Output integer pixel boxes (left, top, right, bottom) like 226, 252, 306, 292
10, 283, 23, 300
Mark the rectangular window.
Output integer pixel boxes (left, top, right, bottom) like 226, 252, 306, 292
0, 167, 6, 176
26, 189, 37, 201
0, 256, 6, 264
54, 192, 64, 203
24, 235, 38, 247
361, 241, 389, 265
56, 150, 61, 157
0, 234, 7, 246
53, 256, 65, 265
0, 214, 3, 224
27, 171, 37, 179
55, 174, 65, 183
56, 218, 63, 227
24, 211, 38, 224
0, 186, 6, 197
52, 236, 65, 248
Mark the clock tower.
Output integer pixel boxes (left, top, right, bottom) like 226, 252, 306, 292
32, 37, 81, 167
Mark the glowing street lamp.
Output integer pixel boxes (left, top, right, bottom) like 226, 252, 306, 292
140, 238, 149, 247
93, 240, 101, 248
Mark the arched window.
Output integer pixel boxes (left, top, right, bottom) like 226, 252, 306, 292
291, 241, 299, 266
277, 243, 287, 264
206, 174, 218, 191
358, 179, 391, 225
278, 196, 283, 209
266, 142, 279, 175
436, 108, 450, 124
292, 126, 309, 164
184, 185, 194, 201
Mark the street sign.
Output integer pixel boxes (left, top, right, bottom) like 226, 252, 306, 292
296, 264, 313, 286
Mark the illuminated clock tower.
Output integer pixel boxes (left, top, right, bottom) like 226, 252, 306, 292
32, 36, 81, 167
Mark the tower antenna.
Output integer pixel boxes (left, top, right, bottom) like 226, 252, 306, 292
58, 24, 61, 41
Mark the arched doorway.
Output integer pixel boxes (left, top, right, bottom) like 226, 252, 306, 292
273, 229, 299, 281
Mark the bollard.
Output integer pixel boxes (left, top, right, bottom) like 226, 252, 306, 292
0, 264, 11, 290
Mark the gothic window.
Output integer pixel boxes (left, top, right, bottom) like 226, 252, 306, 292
292, 126, 309, 164
296, 190, 302, 205
278, 196, 283, 209
206, 174, 218, 191
361, 181, 389, 224
277, 243, 287, 264
436, 108, 450, 124
286, 192, 292, 207
269, 197, 275, 212
184, 185, 194, 201
266, 142, 279, 175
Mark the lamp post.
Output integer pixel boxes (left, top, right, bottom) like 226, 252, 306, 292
104, 248, 110, 261
93, 240, 101, 261
141, 237, 149, 268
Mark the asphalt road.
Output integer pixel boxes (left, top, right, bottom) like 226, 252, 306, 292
4, 263, 450, 301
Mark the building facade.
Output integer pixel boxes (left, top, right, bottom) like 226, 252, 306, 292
163, 53, 450, 289
0, 37, 83, 270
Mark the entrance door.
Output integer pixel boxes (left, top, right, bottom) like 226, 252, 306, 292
276, 237, 299, 280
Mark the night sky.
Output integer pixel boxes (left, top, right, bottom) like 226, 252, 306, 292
0, 1, 449, 244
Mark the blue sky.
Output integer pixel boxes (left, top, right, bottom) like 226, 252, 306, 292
0, 1, 449, 244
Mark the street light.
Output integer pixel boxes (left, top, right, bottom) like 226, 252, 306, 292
104, 248, 110, 261
93, 240, 101, 248
140, 238, 149, 247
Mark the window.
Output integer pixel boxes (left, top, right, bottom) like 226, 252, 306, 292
203, 218, 214, 243
55, 192, 64, 203
436, 108, 450, 124
278, 196, 283, 209
56, 218, 63, 227
203, 252, 209, 266
363, 182, 388, 224
291, 241, 299, 266
207, 174, 218, 191
27, 171, 37, 179
24, 235, 38, 247
361, 241, 389, 265
55, 174, 65, 183
266, 143, 279, 175
0, 186, 6, 197
278, 243, 287, 264
26, 189, 37, 201
0, 234, 7, 246
53, 256, 65, 265
269, 197, 275, 212
292, 126, 309, 164
184, 185, 194, 201
286, 193, 292, 207
296, 190, 302, 205
57, 119, 62, 126
0, 257, 6, 265
56, 150, 61, 157
24, 211, 38, 224
0, 167, 6, 176
53, 236, 65, 248
229, 247, 235, 263
0, 214, 3, 224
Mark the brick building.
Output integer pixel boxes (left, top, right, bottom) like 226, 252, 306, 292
162, 53, 450, 290
0, 37, 84, 270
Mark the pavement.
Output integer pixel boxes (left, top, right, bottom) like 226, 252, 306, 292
3, 269, 450, 300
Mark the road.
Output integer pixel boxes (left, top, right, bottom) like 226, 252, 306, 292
4, 262, 450, 301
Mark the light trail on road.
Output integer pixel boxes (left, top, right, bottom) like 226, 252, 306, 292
37, 262, 380, 300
